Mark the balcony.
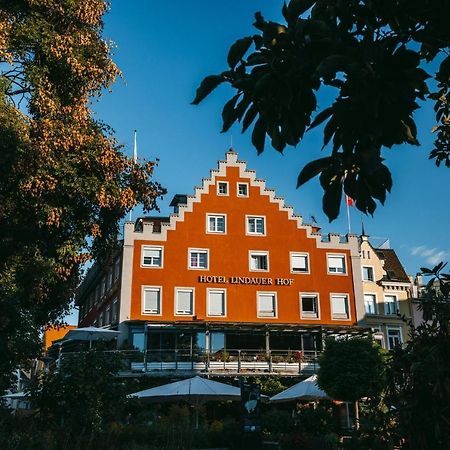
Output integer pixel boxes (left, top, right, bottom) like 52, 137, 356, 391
118, 348, 320, 377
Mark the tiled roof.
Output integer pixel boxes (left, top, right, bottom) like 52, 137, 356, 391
375, 248, 410, 283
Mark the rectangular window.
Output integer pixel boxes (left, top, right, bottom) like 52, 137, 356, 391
142, 246, 163, 267
327, 255, 346, 274
100, 277, 106, 298
237, 183, 248, 197
95, 286, 100, 304
217, 181, 228, 196
112, 298, 118, 323
362, 266, 374, 282
176, 288, 194, 315
300, 294, 319, 319
207, 214, 226, 233
98, 311, 103, 327
331, 294, 350, 319
364, 294, 377, 314
249, 252, 269, 271
247, 216, 265, 235
257, 293, 277, 318
372, 327, 384, 347
105, 305, 111, 325
189, 249, 208, 269
107, 270, 113, 290
387, 328, 402, 350
207, 289, 226, 316
384, 295, 398, 315
114, 257, 121, 281
143, 287, 161, 314
291, 253, 309, 273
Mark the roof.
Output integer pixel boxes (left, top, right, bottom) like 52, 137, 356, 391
375, 248, 410, 283
169, 194, 188, 207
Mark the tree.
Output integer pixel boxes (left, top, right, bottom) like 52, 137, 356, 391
385, 263, 450, 449
317, 336, 386, 434
0, 1, 166, 393
192, 0, 450, 221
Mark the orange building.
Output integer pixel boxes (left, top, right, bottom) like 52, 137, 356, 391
44, 325, 77, 350
76, 150, 365, 374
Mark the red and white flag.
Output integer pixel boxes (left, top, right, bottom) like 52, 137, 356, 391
345, 195, 354, 207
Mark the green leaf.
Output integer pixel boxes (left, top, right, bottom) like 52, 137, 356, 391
286, 0, 315, 22
241, 104, 258, 132
309, 107, 333, 129
221, 94, 240, 133
297, 157, 331, 188
191, 74, 225, 105
314, 55, 349, 79
227, 37, 253, 69
251, 117, 266, 154
322, 180, 342, 222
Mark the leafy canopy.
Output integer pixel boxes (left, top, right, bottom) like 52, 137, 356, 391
193, 0, 450, 221
0, 0, 165, 392
317, 337, 385, 402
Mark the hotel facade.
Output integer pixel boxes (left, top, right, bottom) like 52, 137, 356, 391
76, 150, 373, 375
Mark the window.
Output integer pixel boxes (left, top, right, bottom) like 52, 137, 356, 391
331, 294, 350, 319
143, 287, 161, 314
95, 286, 100, 304
300, 294, 319, 319
207, 289, 226, 316
364, 294, 377, 314
112, 298, 118, 323
290, 253, 309, 273
257, 292, 277, 318
142, 246, 163, 267
100, 276, 106, 298
384, 295, 398, 315
237, 183, 248, 197
98, 311, 103, 327
105, 305, 111, 325
247, 216, 266, 235
249, 252, 269, 271
114, 257, 121, 281
207, 214, 226, 233
175, 288, 194, 315
387, 328, 402, 350
107, 270, 113, 290
189, 249, 209, 269
362, 266, 374, 281
217, 181, 228, 196
327, 254, 346, 274
372, 327, 384, 347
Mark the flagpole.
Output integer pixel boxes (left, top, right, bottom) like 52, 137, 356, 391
129, 130, 137, 222
346, 199, 351, 234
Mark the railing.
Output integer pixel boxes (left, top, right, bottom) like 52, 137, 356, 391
52, 348, 320, 376
120, 348, 320, 376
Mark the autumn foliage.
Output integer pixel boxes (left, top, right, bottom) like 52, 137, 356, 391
0, 0, 165, 390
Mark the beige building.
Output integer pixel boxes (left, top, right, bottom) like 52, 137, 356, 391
359, 235, 413, 349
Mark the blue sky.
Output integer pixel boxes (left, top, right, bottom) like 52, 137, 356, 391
92, 1, 449, 284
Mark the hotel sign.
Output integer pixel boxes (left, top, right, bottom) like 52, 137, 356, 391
198, 275, 294, 286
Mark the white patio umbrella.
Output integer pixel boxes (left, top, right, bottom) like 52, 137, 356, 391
64, 326, 120, 348
129, 375, 241, 428
270, 375, 331, 403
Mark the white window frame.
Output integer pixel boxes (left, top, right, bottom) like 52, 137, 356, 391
387, 327, 403, 350
257, 291, 277, 318
188, 248, 209, 270
364, 293, 377, 315
371, 327, 385, 348
384, 294, 398, 315
206, 213, 227, 234
207, 288, 227, 317
330, 293, 351, 320
249, 251, 269, 272
237, 182, 249, 197
216, 181, 229, 196
175, 287, 195, 316
362, 266, 375, 282
142, 286, 162, 315
300, 293, 320, 319
141, 245, 164, 268
327, 253, 347, 275
246, 215, 266, 236
290, 252, 310, 274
